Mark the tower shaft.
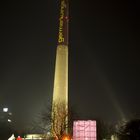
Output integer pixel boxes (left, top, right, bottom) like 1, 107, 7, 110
52, 45, 68, 105
51, 0, 69, 137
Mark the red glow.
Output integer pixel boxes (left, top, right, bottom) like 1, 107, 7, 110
62, 134, 71, 140
65, 16, 68, 19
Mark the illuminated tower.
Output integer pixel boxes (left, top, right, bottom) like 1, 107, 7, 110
51, 0, 69, 136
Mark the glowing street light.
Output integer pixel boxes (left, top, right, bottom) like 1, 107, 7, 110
8, 119, 12, 122
62, 137, 69, 140
3, 107, 8, 112
62, 134, 71, 140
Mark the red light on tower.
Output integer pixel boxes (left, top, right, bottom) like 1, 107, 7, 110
65, 16, 69, 21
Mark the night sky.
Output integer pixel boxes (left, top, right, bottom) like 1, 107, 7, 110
0, 0, 140, 130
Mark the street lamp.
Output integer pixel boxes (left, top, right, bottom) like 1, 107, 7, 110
3, 107, 8, 112
8, 119, 12, 122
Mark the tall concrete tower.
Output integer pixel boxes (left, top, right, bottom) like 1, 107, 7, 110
51, 0, 69, 137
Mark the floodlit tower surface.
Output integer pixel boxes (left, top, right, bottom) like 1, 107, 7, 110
51, 0, 69, 135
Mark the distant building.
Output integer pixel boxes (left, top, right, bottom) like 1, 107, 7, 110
24, 134, 50, 139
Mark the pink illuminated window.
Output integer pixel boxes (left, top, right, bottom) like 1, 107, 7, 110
73, 120, 97, 140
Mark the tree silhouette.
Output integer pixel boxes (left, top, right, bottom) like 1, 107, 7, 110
117, 119, 140, 140
30, 102, 75, 140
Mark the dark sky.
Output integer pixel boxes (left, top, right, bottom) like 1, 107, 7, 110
0, 0, 140, 130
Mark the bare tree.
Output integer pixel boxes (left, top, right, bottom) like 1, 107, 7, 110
51, 102, 68, 140
116, 119, 140, 140
30, 102, 74, 140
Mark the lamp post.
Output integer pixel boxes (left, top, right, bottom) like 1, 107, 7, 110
1, 107, 12, 123
3, 107, 8, 112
